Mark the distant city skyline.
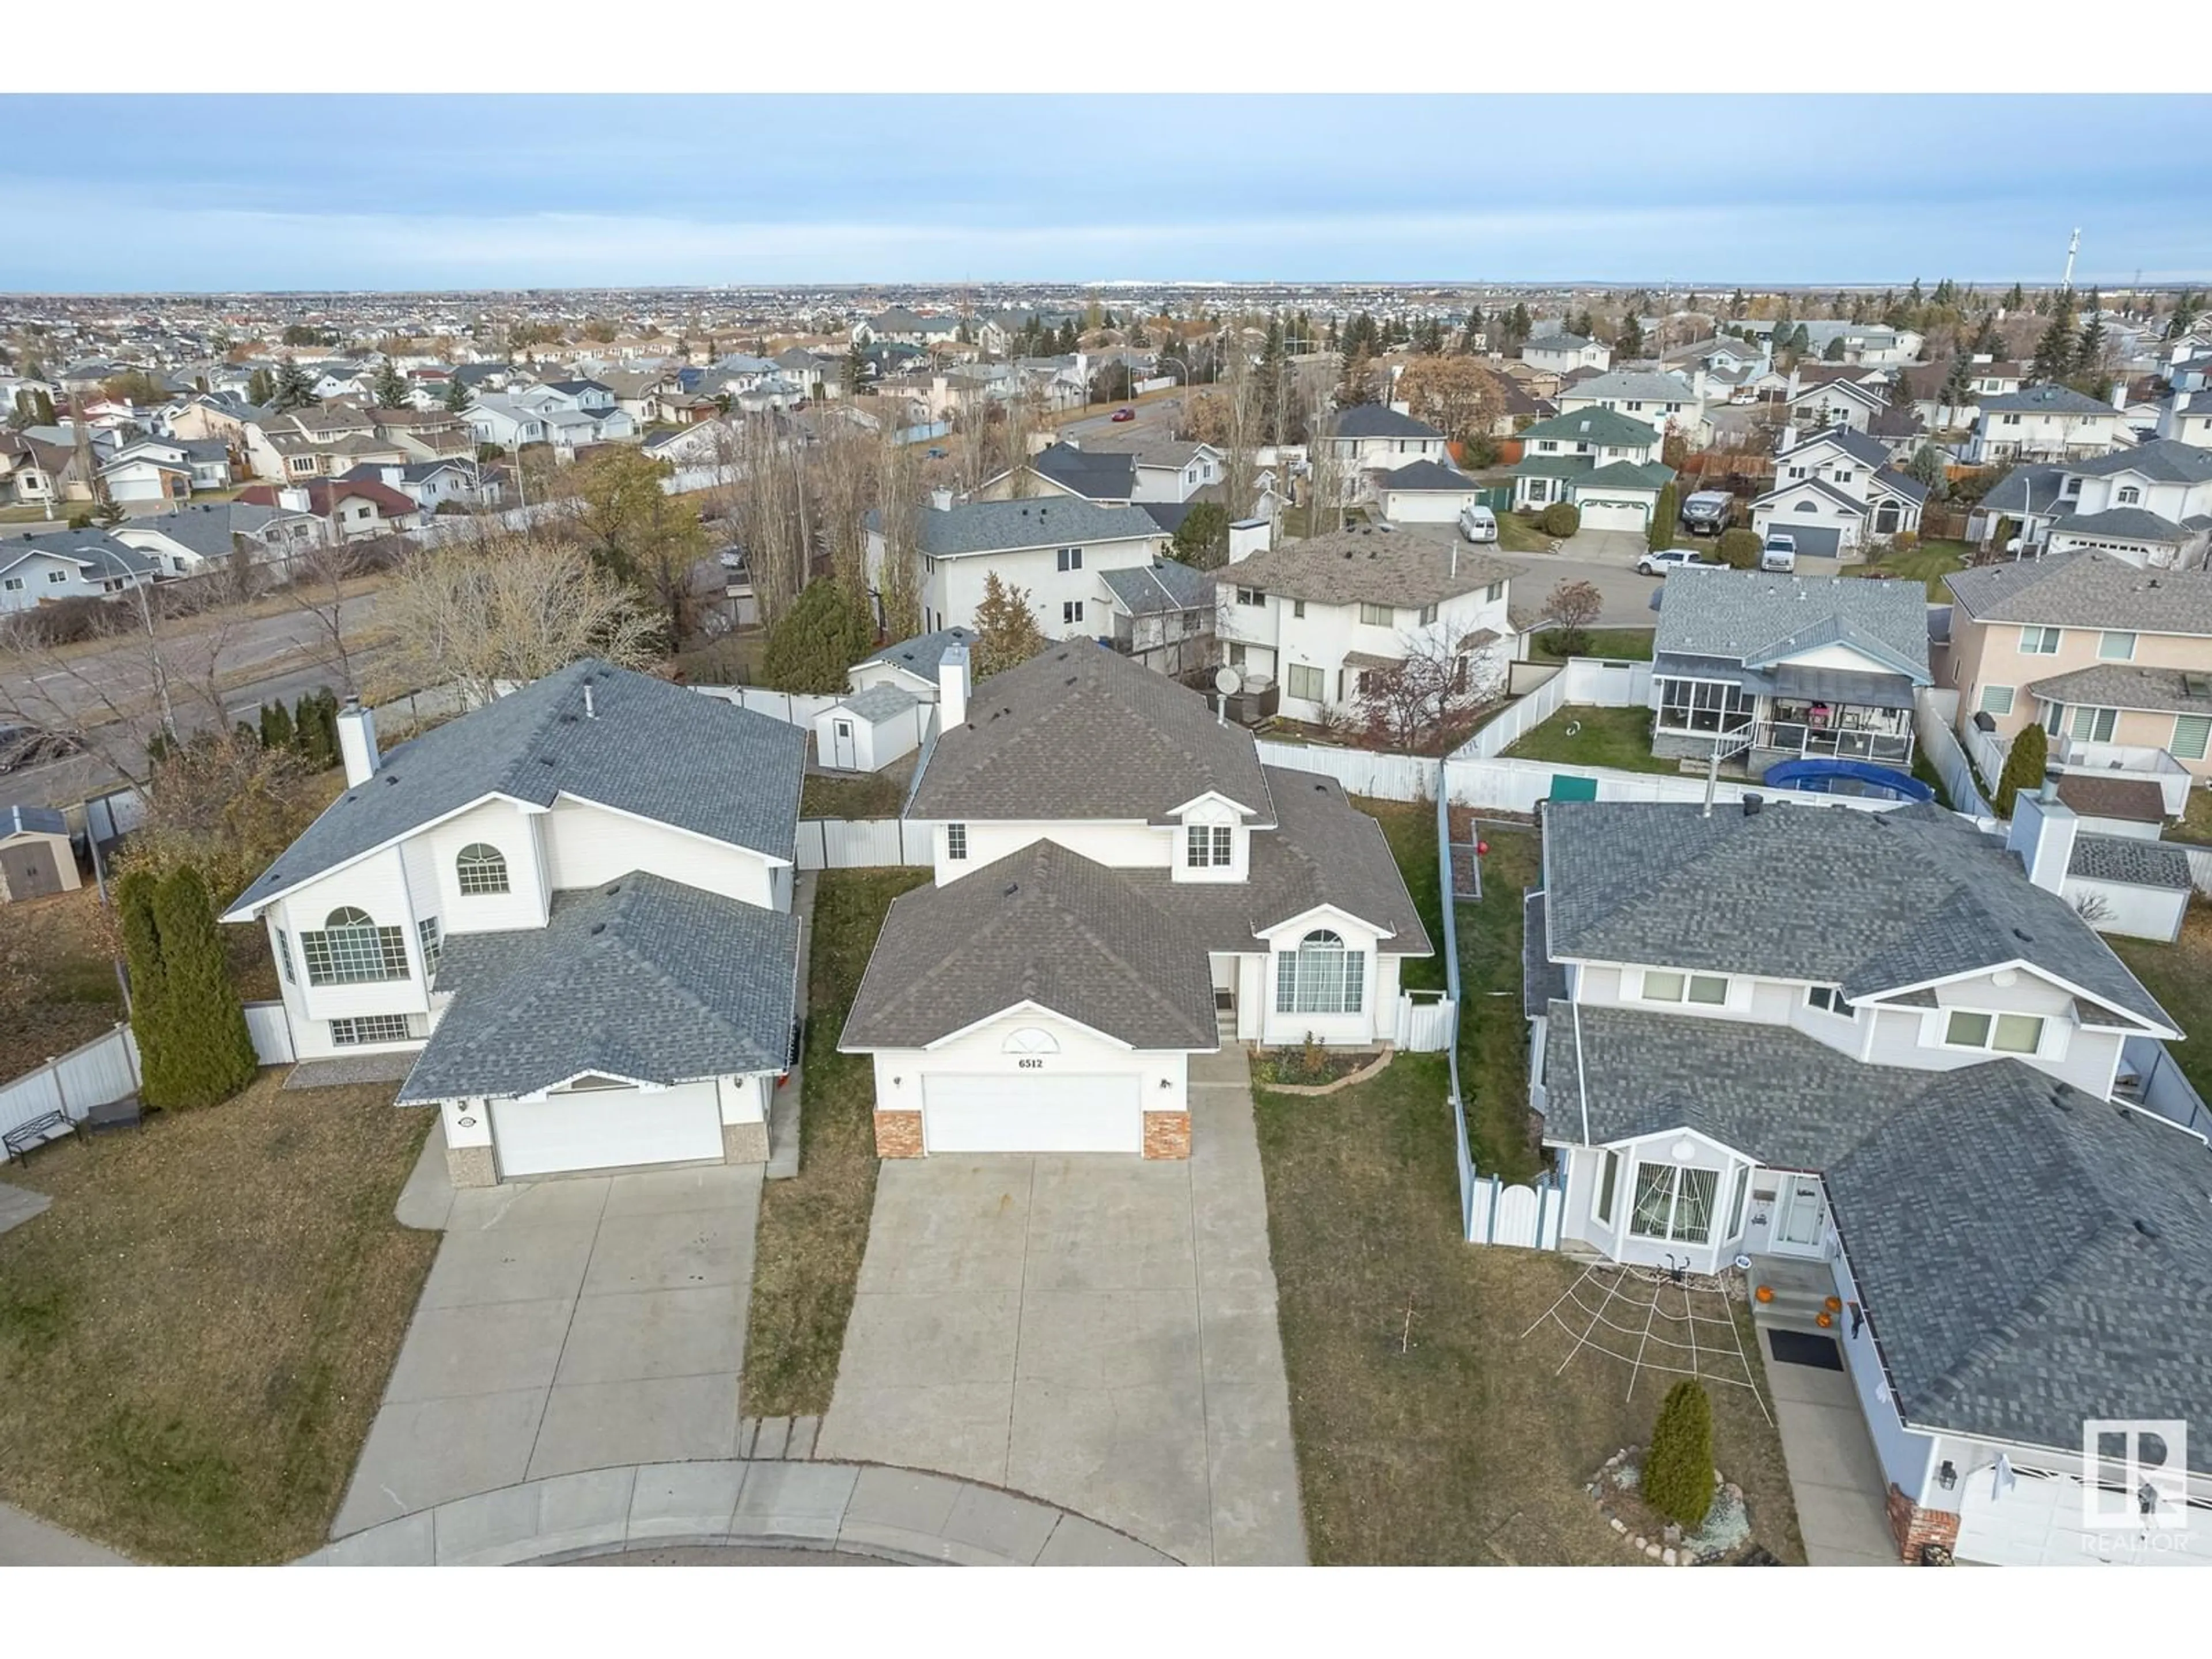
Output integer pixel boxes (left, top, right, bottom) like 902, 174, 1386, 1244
4, 94, 2210, 293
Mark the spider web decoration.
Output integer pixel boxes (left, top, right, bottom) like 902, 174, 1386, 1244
1522, 1261, 1772, 1426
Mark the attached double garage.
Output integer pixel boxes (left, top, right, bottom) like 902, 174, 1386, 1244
860, 1010, 1192, 1159
432, 1074, 774, 1183
1574, 497, 1653, 534
1953, 1459, 2204, 1567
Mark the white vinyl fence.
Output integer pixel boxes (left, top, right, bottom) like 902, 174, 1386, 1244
1394, 990, 1456, 1053
245, 1001, 296, 1065
2123, 1035, 2211, 1135
691, 685, 847, 727
1254, 740, 1433, 802
1467, 1169, 1568, 1249
1913, 688, 1994, 818
0, 1024, 140, 1147
793, 819, 936, 870
1444, 755, 1909, 817
1457, 656, 1653, 760
2183, 847, 2212, 899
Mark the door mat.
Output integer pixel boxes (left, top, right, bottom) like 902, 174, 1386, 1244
1767, 1328, 1844, 1370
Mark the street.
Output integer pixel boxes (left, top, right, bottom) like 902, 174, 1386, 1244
1382, 521, 1662, 628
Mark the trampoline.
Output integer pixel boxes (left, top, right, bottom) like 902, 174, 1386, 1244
1762, 758, 1932, 803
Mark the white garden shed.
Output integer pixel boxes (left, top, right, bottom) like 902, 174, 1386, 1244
0, 805, 80, 902
813, 683, 927, 775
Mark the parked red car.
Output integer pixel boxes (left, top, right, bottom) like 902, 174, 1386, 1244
1110, 407, 1135, 422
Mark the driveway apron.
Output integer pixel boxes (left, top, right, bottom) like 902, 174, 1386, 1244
816, 1043, 1305, 1565
334, 1162, 761, 1538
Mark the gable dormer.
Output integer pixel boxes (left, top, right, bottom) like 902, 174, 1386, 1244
1170, 790, 1257, 884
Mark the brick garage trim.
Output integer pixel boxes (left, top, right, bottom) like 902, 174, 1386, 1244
1887, 1482, 1960, 1563
875, 1108, 923, 1158
1142, 1110, 1190, 1160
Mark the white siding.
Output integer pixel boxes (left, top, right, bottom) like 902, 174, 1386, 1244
867, 1006, 1193, 1122
541, 796, 782, 910
419, 798, 550, 933
935, 819, 1167, 884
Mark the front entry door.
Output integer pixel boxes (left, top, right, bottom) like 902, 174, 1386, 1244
1775, 1178, 1827, 1249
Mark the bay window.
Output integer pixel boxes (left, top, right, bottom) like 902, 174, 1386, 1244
300, 906, 410, 986
1276, 929, 1364, 1016
1628, 1164, 1719, 1244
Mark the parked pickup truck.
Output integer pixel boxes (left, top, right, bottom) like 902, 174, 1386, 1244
1760, 533, 1798, 573
1634, 547, 1715, 577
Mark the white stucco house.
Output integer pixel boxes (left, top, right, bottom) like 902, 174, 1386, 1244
840, 643, 1432, 1158
1217, 525, 1516, 725
1521, 333, 1611, 374
862, 495, 1168, 642
1555, 368, 1711, 449
220, 662, 807, 1188
1969, 385, 2133, 464
1526, 795, 2211, 1567
1508, 406, 1676, 530
1749, 427, 1930, 559
1320, 405, 1451, 495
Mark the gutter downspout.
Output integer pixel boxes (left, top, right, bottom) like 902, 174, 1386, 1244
1570, 994, 1592, 1149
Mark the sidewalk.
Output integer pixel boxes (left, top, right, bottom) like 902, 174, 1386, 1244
1759, 1335, 1900, 1566
0, 1502, 132, 1566
300, 1459, 1176, 1567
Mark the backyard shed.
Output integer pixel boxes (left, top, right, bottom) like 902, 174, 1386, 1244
0, 805, 80, 902
813, 683, 926, 775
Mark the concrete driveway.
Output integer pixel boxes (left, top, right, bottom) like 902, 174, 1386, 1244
1551, 528, 1650, 567
1760, 1336, 1899, 1566
334, 1163, 760, 1537
815, 1045, 1304, 1565
1386, 521, 1660, 629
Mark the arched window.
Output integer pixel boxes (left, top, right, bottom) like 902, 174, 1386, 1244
456, 843, 510, 895
2118, 485, 2141, 505
301, 906, 410, 985
1003, 1028, 1059, 1055
1275, 929, 1365, 1016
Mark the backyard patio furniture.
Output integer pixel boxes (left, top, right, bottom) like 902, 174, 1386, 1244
80, 1095, 144, 1136
2, 1109, 78, 1165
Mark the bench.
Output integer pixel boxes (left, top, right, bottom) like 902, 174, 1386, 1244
2, 1109, 78, 1165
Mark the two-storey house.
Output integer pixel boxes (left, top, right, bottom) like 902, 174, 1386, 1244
1508, 406, 1674, 530
1217, 526, 1516, 724
1520, 333, 1611, 374
1650, 567, 1931, 778
1525, 796, 2208, 1566
1750, 426, 1930, 558
1968, 384, 2131, 464
1320, 405, 1451, 497
1554, 368, 1711, 449
840, 643, 1430, 1158
221, 661, 806, 1189
1946, 550, 2212, 807
1976, 440, 2212, 567
863, 495, 1167, 641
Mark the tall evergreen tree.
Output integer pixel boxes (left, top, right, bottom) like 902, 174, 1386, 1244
272, 356, 317, 411
1971, 312, 2005, 358
149, 866, 259, 1108
759, 578, 874, 693
257, 699, 294, 752
118, 871, 177, 1107
372, 358, 409, 407
247, 366, 275, 406
444, 376, 474, 414
2002, 282, 2026, 311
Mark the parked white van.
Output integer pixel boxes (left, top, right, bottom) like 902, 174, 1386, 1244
1457, 504, 1499, 543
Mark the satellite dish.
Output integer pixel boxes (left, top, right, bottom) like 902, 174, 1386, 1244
1213, 666, 1241, 695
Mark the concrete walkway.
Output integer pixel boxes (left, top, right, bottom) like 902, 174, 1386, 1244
334, 1161, 762, 1539
0, 1181, 52, 1239
768, 870, 818, 1180
815, 1041, 1306, 1566
301, 1459, 1175, 1567
0, 1501, 132, 1566
1758, 1330, 1900, 1566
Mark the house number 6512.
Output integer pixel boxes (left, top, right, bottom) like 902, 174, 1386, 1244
1016, 1058, 1046, 1069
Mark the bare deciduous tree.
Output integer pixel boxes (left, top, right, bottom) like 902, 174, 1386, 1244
875, 424, 926, 642
716, 416, 811, 628
1302, 378, 1346, 537
378, 525, 661, 709
285, 539, 365, 697
1351, 626, 1485, 751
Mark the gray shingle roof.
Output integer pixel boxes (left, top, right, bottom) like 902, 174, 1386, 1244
861, 625, 975, 680
839, 839, 1219, 1051
396, 871, 798, 1102
1379, 459, 1479, 493
2025, 662, 2212, 717
1559, 370, 1700, 405
1523, 892, 1565, 1019
1652, 568, 1930, 681
1945, 549, 2212, 633
2067, 832, 2191, 889
226, 661, 805, 917
0, 530, 159, 584
1826, 1067, 2212, 1471
1540, 800, 2175, 1030
1120, 767, 1431, 956
908, 641, 1273, 824
910, 498, 1161, 557
1098, 560, 1213, 616
1221, 528, 1516, 610
1028, 442, 1136, 501
2066, 437, 2212, 485
2051, 506, 2189, 543
1980, 385, 2120, 415
1330, 405, 1446, 441
840, 683, 919, 722
1775, 426, 1891, 470
1979, 464, 2071, 519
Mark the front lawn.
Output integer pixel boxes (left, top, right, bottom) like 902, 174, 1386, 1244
0, 1077, 437, 1563
1526, 628, 1656, 664
1842, 538, 1969, 599
1497, 511, 1554, 554
1502, 706, 1681, 775
743, 868, 930, 1417
1253, 1056, 1802, 1565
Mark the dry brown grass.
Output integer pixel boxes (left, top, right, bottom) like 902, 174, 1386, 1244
0, 1075, 438, 1563
1254, 1056, 1803, 1565
742, 868, 929, 1416
0, 885, 126, 1081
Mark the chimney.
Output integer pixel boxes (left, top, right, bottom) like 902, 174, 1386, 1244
1779, 423, 1799, 454
930, 486, 953, 511
1227, 516, 1271, 564
337, 699, 380, 787
2004, 779, 2077, 896
2111, 381, 2129, 412
1692, 367, 1708, 403
938, 640, 971, 727
2177, 391, 2194, 414
1786, 366, 1801, 402
278, 484, 310, 513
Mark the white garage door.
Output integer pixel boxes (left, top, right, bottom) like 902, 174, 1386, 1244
492, 1084, 724, 1177
1577, 498, 1648, 532
1955, 1464, 2199, 1566
922, 1073, 1142, 1154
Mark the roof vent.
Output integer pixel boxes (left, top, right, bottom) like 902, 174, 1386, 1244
1003, 882, 1020, 897
1742, 793, 1763, 817
588, 922, 606, 935
604, 882, 622, 896
383, 774, 398, 785
2050, 1089, 2073, 1112
2012, 926, 2033, 943
2134, 1217, 2160, 1238
539, 754, 557, 766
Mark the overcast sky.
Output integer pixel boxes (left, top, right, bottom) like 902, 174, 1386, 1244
5, 95, 2210, 292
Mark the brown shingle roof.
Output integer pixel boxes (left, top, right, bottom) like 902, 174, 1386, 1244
2054, 775, 2166, 824
1222, 529, 1516, 609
